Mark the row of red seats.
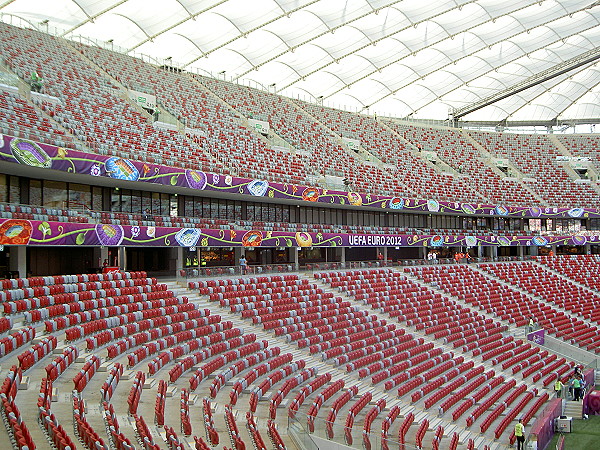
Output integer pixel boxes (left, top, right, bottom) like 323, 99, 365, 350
380, 405, 400, 450
0, 326, 35, 357
423, 366, 485, 410
224, 405, 245, 450
362, 398, 386, 450
189, 340, 268, 391
0, 365, 36, 449
288, 373, 331, 418
103, 401, 135, 450
133, 414, 160, 450
298, 320, 391, 351
269, 367, 316, 419
480, 384, 529, 433
0, 270, 148, 290
344, 392, 373, 446
89, 307, 204, 349
278, 311, 374, 340
18, 335, 57, 371
508, 393, 550, 445
240, 296, 342, 318
398, 412, 414, 448
494, 389, 538, 439
66, 301, 193, 341
202, 398, 219, 446
415, 419, 430, 449
38, 378, 76, 450
266, 420, 285, 450
124, 321, 234, 366
438, 370, 495, 414
325, 386, 358, 439
451, 376, 505, 421
107, 317, 222, 360
73, 356, 101, 392
0, 316, 11, 333
45, 345, 78, 381
127, 371, 145, 415
193, 274, 302, 288
249, 360, 306, 413
101, 363, 124, 402
466, 379, 517, 427
168, 333, 256, 383
154, 380, 167, 426
246, 412, 267, 450
180, 388, 192, 436
20, 289, 174, 320
210, 347, 280, 398
407, 358, 472, 403
349, 336, 426, 375
307, 379, 345, 432
431, 425, 445, 450
151, 328, 244, 376
44, 296, 184, 332
326, 327, 403, 362
1, 277, 160, 303
72, 391, 107, 449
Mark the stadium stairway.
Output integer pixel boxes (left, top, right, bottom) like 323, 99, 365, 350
563, 400, 583, 419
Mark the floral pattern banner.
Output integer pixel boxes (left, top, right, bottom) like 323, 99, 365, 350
0, 134, 599, 219
1, 218, 599, 248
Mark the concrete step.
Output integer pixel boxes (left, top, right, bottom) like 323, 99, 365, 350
564, 400, 583, 419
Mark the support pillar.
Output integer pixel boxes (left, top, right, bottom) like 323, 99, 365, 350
341, 247, 346, 266
9, 246, 27, 278
176, 247, 185, 273
383, 247, 388, 262
293, 247, 299, 271
490, 246, 498, 260
99, 247, 109, 268
118, 247, 127, 271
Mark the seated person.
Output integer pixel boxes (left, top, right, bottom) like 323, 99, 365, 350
30, 70, 43, 93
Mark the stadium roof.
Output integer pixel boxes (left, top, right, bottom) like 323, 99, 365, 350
1, 0, 600, 125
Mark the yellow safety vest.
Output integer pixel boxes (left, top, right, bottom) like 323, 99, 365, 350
515, 423, 524, 437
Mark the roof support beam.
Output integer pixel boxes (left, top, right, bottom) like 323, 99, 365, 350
453, 47, 600, 119
61, 1, 129, 37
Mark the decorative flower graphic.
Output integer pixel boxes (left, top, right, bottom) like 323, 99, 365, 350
90, 164, 101, 177
146, 226, 156, 238
131, 226, 140, 238
225, 175, 233, 186
212, 174, 220, 184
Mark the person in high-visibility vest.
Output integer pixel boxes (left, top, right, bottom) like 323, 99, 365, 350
554, 379, 564, 399
515, 418, 525, 450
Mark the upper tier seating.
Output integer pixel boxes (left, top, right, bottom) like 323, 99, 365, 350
296, 101, 484, 201
0, 89, 72, 148
0, 23, 216, 171
77, 43, 305, 184
199, 76, 403, 195
387, 123, 539, 205
467, 130, 600, 208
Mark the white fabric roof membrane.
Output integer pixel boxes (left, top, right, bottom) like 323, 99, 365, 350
1, 0, 599, 123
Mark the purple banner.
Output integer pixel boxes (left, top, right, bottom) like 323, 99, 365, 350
1, 218, 600, 248
529, 399, 562, 450
527, 329, 545, 345
0, 134, 598, 219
